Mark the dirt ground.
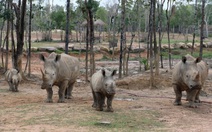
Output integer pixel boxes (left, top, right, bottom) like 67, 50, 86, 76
0, 51, 211, 132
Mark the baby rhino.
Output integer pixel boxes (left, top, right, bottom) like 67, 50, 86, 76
172, 54, 208, 108
5, 68, 22, 92
91, 69, 116, 112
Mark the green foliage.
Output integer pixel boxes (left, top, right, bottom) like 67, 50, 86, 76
139, 58, 149, 71
77, 0, 99, 20
87, 0, 99, 12
50, 6, 66, 29
95, 7, 107, 23
0, 2, 13, 21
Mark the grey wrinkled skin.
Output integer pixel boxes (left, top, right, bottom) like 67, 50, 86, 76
90, 69, 116, 112
40, 52, 80, 103
5, 68, 22, 92
172, 54, 208, 108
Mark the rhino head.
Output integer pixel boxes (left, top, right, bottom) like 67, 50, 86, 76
12, 73, 20, 85
181, 56, 201, 89
102, 69, 117, 95
40, 54, 61, 89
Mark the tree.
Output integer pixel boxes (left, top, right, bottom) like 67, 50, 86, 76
199, 0, 205, 59
119, 0, 126, 78
166, 0, 175, 69
65, 0, 70, 54
27, 0, 32, 77
87, 0, 99, 76
77, 0, 99, 80
96, 7, 107, 23
106, 3, 119, 60
157, 0, 165, 68
5, 0, 11, 71
51, 5, 66, 41
191, 0, 198, 55
12, 0, 27, 74
148, 0, 156, 88
153, 0, 159, 76
0, 1, 7, 69
51, 6, 66, 29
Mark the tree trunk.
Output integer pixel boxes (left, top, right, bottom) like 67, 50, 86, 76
5, 1, 10, 71
137, 0, 142, 72
119, 0, 126, 79
111, 7, 119, 61
166, 0, 172, 69
27, 0, 32, 77
191, 0, 198, 55
199, 0, 205, 59
0, 20, 5, 68
153, 0, 159, 76
65, 0, 70, 54
12, 0, 27, 73
126, 33, 135, 76
149, 0, 155, 88
88, 9, 95, 76
85, 19, 89, 81
158, 0, 165, 68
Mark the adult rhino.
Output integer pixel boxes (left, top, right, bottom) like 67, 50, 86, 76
40, 52, 80, 103
172, 54, 208, 108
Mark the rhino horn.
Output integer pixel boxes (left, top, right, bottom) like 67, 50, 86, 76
40, 68, 44, 77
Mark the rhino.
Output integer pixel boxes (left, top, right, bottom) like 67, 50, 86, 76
90, 69, 116, 112
172, 54, 208, 108
5, 68, 22, 92
40, 52, 80, 103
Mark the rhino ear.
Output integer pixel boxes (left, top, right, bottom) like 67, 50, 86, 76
101, 69, 106, 77
195, 57, 201, 63
182, 56, 187, 63
16, 69, 20, 73
39, 54, 45, 62
55, 55, 61, 62
111, 70, 116, 76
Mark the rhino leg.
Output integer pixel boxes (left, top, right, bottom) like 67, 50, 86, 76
194, 89, 201, 103
8, 81, 13, 91
187, 89, 199, 108
173, 84, 182, 105
58, 80, 68, 103
65, 82, 74, 99
92, 89, 97, 108
106, 95, 114, 112
95, 92, 104, 111
46, 88, 53, 103
14, 84, 19, 92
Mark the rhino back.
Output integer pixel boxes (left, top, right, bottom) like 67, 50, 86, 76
172, 62, 184, 84
56, 53, 80, 82
91, 70, 104, 92
197, 61, 208, 85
